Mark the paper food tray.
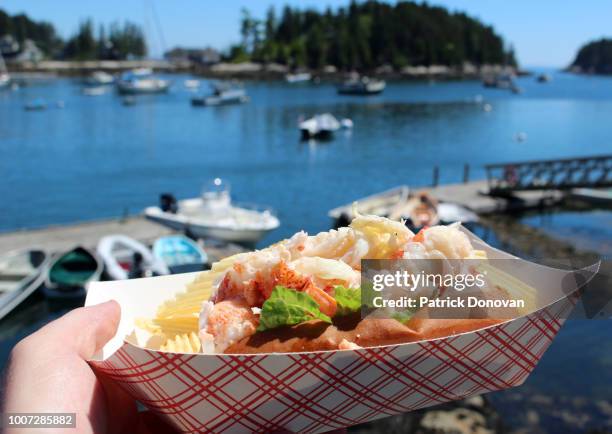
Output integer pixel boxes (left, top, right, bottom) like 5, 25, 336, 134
85, 231, 583, 434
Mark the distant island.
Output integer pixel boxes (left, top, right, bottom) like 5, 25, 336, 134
226, 1, 516, 72
570, 38, 612, 74
1, 1, 518, 78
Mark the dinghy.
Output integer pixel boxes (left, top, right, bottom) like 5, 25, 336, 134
0, 250, 48, 321
43, 247, 103, 299
97, 235, 169, 280
153, 235, 208, 274
145, 178, 280, 246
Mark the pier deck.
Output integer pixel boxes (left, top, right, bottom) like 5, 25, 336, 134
426, 180, 564, 213
329, 179, 565, 220
0, 216, 246, 260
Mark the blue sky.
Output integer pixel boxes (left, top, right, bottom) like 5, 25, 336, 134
1, 0, 610, 67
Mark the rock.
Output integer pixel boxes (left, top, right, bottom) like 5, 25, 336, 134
526, 410, 540, 425
419, 408, 493, 434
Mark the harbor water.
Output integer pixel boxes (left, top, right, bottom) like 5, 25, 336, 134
1, 69, 611, 432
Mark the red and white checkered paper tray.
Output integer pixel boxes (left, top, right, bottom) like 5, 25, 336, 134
85, 234, 581, 434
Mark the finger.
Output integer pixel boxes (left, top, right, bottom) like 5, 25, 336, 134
33, 300, 121, 360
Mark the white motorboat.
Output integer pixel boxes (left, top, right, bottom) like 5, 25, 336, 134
337, 76, 385, 95
0, 250, 48, 321
299, 113, 341, 139
85, 71, 115, 86
117, 68, 170, 95
97, 235, 169, 280
191, 82, 248, 106
144, 178, 280, 246
285, 72, 312, 83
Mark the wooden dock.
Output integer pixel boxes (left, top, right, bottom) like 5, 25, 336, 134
0, 216, 246, 261
328, 179, 565, 221
425, 180, 564, 213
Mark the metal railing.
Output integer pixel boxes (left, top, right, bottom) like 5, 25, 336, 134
485, 154, 612, 194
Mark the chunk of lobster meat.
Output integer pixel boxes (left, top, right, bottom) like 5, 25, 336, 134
198, 299, 259, 354
404, 223, 475, 260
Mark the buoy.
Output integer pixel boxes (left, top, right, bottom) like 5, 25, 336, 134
340, 118, 354, 129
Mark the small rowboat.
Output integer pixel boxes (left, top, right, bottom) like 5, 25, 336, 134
0, 249, 48, 321
43, 247, 103, 299
97, 235, 169, 280
153, 236, 208, 274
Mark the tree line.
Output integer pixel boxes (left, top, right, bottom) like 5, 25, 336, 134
0, 9, 146, 60
230, 0, 516, 70
571, 38, 612, 74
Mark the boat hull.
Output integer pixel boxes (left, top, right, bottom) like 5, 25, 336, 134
117, 82, 170, 95
44, 247, 103, 297
145, 213, 273, 244
0, 250, 48, 321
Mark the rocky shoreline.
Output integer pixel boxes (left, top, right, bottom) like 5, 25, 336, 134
6, 59, 528, 81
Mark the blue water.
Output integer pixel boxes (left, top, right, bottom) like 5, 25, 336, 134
1, 70, 611, 432
1, 70, 611, 246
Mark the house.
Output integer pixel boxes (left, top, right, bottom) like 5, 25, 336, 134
165, 47, 220, 66
0, 36, 43, 63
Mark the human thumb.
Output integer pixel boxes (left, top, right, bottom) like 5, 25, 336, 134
33, 300, 121, 360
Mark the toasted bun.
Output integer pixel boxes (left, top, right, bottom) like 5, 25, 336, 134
224, 313, 502, 354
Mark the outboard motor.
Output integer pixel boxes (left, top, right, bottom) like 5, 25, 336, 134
160, 193, 178, 214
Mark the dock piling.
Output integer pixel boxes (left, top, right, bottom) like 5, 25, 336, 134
432, 166, 439, 187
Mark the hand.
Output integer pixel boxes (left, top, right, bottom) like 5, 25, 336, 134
1, 301, 176, 434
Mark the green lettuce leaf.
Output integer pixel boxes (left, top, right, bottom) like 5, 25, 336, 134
257, 286, 332, 332
334, 286, 362, 315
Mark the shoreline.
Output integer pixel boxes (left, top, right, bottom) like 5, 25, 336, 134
6, 59, 529, 81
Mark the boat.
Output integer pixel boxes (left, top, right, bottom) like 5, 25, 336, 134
0, 50, 10, 89
184, 79, 201, 89
569, 188, 612, 206
299, 113, 341, 140
97, 235, 169, 280
84, 71, 115, 86
536, 73, 551, 83
144, 178, 280, 246
482, 73, 516, 90
191, 82, 248, 106
337, 76, 385, 95
0, 72, 9, 89
285, 72, 312, 83
153, 235, 208, 274
24, 99, 47, 111
82, 86, 107, 96
117, 68, 170, 95
43, 247, 103, 298
328, 186, 479, 229
329, 186, 411, 227
0, 250, 48, 321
